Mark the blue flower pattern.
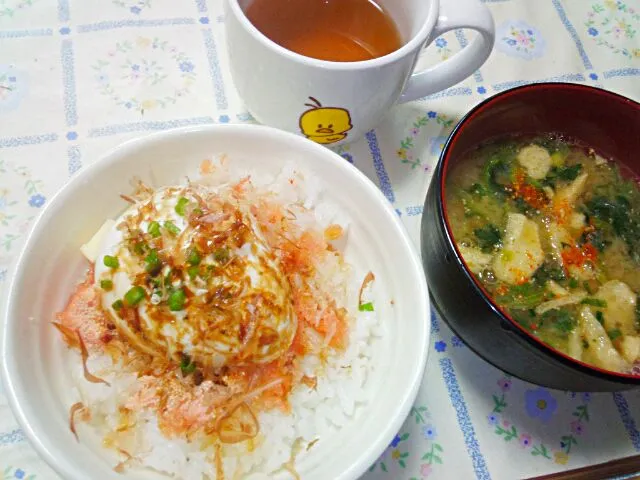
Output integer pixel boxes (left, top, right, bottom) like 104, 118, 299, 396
179, 61, 195, 73
422, 425, 438, 440
28, 194, 45, 208
1, 467, 35, 480
585, 1, 640, 59
0, 66, 27, 113
112, 0, 152, 15
0, 162, 43, 255
525, 387, 558, 422
496, 20, 546, 59
93, 37, 197, 111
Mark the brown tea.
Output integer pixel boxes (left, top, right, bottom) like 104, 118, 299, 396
244, 0, 403, 62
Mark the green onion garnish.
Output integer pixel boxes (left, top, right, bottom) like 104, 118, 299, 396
133, 242, 147, 255
359, 302, 374, 312
180, 354, 196, 375
595, 311, 605, 325
103, 255, 119, 269
175, 197, 189, 217
145, 249, 162, 275
187, 266, 200, 280
124, 286, 146, 306
198, 264, 214, 281
581, 298, 607, 308
608, 329, 622, 341
213, 248, 230, 263
100, 279, 113, 291
148, 221, 161, 238
111, 299, 124, 311
187, 248, 201, 266
193, 208, 203, 216
168, 288, 186, 311
164, 221, 181, 236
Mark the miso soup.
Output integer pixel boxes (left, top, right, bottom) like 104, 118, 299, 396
446, 136, 640, 374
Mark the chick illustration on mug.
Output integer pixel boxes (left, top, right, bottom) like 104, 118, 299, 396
299, 97, 353, 144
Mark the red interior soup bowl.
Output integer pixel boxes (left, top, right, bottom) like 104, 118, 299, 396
421, 83, 640, 391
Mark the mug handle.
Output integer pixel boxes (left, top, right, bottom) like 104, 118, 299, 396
399, 0, 495, 103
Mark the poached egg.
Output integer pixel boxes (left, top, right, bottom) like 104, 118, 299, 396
91, 184, 296, 369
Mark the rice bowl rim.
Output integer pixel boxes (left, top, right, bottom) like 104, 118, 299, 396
1, 123, 430, 480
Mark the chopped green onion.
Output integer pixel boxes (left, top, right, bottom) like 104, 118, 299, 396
541, 309, 575, 333
103, 255, 119, 269
187, 248, 201, 266
568, 278, 579, 289
213, 248, 230, 263
175, 197, 189, 217
359, 302, 374, 312
168, 288, 186, 311
145, 249, 162, 275
200, 264, 214, 281
581, 298, 607, 308
193, 208, 203, 216
497, 283, 546, 310
111, 299, 124, 311
469, 183, 487, 196
124, 286, 146, 306
100, 279, 113, 291
180, 354, 196, 375
164, 221, 181, 236
133, 242, 147, 255
595, 311, 605, 325
607, 329, 622, 341
187, 266, 200, 280
147, 221, 161, 238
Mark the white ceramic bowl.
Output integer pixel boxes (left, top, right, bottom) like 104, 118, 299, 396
1, 124, 429, 480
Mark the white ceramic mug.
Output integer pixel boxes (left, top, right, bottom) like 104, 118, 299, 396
224, 0, 495, 147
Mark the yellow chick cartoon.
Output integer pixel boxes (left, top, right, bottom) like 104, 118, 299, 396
299, 97, 353, 145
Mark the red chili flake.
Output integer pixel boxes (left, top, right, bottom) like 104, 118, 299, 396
511, 170, 548, 210
561, 242, 598, 268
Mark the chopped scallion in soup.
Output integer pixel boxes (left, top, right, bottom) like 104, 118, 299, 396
446, 136, 640, 374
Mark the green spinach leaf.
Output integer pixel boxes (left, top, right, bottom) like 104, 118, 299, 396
474, 224, 502, 252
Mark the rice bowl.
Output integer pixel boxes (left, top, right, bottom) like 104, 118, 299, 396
1, 124, 429, 480
58, 157, 383, 478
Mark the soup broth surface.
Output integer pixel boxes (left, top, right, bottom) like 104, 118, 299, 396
446, 136, 640, 374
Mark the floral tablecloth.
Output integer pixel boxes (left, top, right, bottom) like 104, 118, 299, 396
1, 0, 639, 479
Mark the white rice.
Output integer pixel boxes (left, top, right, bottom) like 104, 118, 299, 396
67, 158, 383, 479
